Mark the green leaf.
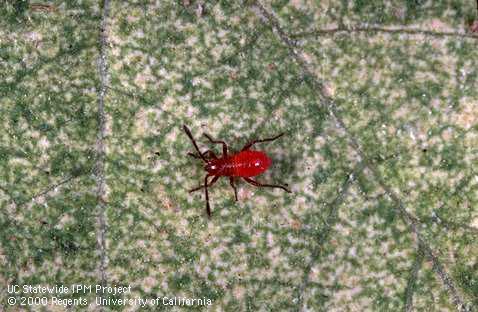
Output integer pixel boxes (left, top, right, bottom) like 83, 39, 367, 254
1, 1, 477, 310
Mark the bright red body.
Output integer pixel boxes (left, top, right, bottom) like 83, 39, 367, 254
205, 150, 272, 177
183, 124, 290, 217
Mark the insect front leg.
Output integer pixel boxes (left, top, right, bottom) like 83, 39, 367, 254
183, 125, 208, 162
203, 133, 228, 157
187, 150, 218, 160
204, 174, 212, 217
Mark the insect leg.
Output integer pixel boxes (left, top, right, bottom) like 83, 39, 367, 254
241, 133, 284, 151
187, 150, 218, 160
205, 150, 218, 159
229, 177, 238, 201
205, 174, 212, 217
187, 152, 201, 159
183, 125, 208, 162
203, 133, 228, 157
243, 177, 291, 193
189, 175, 219, 192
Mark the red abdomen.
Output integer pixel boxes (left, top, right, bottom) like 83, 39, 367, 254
214, 150, 272, 177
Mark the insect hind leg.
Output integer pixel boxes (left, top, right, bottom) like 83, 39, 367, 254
241, 132, 284, 151
243, 177, 291, 193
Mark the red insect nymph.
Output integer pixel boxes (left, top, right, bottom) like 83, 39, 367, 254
183, 125, 291, 217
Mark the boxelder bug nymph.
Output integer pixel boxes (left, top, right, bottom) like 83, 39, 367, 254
183, 125, 291, 217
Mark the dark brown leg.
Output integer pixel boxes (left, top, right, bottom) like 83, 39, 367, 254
189, 175, 219, 192
229, 177, 238, 201
187, 150, 218, 160
187, 152, 201, 159
243, 177, 291, 193
205, 174, 212, 217
183, 125, 208, 162
203, 133, 228, 157
241, 133, 284, 151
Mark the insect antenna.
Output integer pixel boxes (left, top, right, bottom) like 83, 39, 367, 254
183, 125, 208, 163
